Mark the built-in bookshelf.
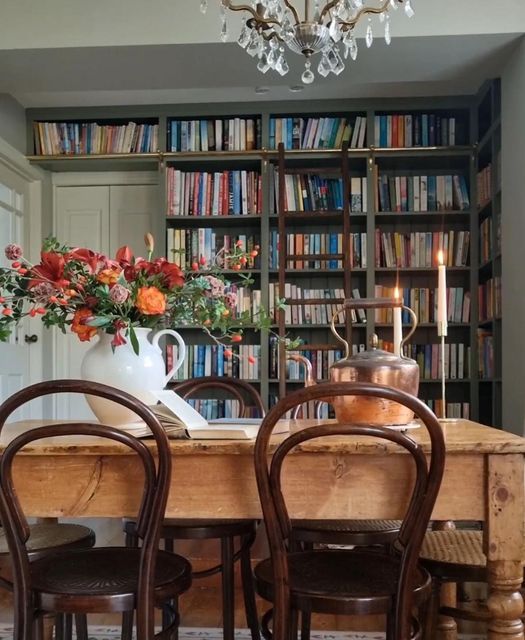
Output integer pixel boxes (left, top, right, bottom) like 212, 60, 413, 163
25, 87, 503, 424
476, 79, 502, 426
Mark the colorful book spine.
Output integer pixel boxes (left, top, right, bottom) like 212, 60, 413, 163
268, 115, 365, 150
377, 174, 470, 212
168, 117, 261, 152
374, 114, 459, 148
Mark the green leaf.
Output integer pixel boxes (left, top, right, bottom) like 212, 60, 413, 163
129, 325, 139, 355
85, 316, 111, 328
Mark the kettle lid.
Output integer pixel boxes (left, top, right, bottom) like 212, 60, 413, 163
347, 334, 416, 366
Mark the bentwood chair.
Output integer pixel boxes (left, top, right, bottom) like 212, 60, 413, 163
287, 354, 402, 640
253, 381, 446, 640
0, 380, 192, 640
124, 376, 263, 640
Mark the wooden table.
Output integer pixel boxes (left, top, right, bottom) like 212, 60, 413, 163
2, 418, 525, 640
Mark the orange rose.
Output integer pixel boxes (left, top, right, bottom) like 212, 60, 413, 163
135, 286, 166, 315
71, 307, 97, 342
97, 267, 122, 285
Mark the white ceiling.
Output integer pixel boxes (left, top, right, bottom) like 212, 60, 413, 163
0, 0, 523, 108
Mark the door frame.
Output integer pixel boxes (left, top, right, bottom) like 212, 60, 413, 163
0, 135, 47, 411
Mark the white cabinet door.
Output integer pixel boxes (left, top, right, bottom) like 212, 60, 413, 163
109, 184, 161, 258
55, 186, 110, 419
54, 182, 159, 419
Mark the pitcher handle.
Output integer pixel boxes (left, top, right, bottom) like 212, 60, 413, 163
152, 329, 186, 386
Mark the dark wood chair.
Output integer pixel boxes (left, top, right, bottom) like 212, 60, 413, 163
253, 381, 446, 640
0, 379, 192, 640
287, 354, 402, 640
124, 376, 263, 640
0, 523, 96, 640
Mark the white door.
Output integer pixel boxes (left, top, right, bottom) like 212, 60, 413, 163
0, 165, 35, 418
54, 182, 159, 419
55, 185, 110, 419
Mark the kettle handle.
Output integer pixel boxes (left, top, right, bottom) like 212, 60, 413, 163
330, 297, 418, 358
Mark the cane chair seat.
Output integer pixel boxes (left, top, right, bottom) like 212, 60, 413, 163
125, 518, 256, 541
30, 547, 191, 612
254, 548, 431, 615
420, 530, 486, 581
0, 523, 95, 559
292, 519, 402, 546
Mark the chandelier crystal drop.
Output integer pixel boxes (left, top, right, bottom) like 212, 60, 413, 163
204, 0, 415, 83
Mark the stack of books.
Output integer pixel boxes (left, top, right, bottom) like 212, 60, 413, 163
273, 172, 367, 212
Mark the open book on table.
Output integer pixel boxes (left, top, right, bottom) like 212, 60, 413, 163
125, 390, 288, 440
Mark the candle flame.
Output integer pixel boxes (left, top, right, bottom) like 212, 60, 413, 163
437, 250, 444, 265
394, 286, 400, 300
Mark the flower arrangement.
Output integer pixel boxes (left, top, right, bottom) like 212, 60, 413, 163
0, 234, 275, 356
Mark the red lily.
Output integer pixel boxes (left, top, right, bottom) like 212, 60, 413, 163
65, 248, 102, 273
116, 246, 133, 265
29, 251, 66, 288
159, 262, 184, 288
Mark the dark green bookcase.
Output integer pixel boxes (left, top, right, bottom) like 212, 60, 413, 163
26, 81, 503, 424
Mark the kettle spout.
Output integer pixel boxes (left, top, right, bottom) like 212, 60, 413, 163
288, 354, 316, 386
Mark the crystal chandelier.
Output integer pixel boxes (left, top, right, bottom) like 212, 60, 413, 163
200, 0, 415, 84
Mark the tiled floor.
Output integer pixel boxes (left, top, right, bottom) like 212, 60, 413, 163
0, 625, 486, 639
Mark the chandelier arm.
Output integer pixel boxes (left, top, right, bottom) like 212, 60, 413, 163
319, 1, 340, 23
221, 0, 264, 23
283, 0, 300, 24
337, 0, 392, 30
261, 30, 284, 42
221, 0, 281, 28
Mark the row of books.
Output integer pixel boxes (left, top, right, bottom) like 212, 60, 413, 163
477, 163, 492, 207
185, 399, 260, 420
409, 343, 470, 380
373, 114, 459, 148
274, 173, 367, 213
166, 168, 262, 217
374, 285, 471, 325
268, 284, 366, 325
33, 121, 159, 155
479, 217, 493, 264
269, 115, 367, 150
280, 286, 349, 326
268, 336, 366, 379
478, 330, 494, 379
479, 277, 502, 322
166, 229, 261, 269
425, 400, 470, 420
375, 230, 470, 268
168, 117, 261, 152
286, 350, 345, 381
169, 344, 261, 380
377, 174, 470, 212
268, 394, 335, 419
268, 231, 367, 270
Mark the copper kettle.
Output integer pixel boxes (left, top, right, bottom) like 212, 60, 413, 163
291, 298, 420, 426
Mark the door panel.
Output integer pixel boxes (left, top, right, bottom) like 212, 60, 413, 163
109, 184, 161, 258
55, 186, 110, 419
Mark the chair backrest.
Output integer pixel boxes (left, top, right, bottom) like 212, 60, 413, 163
0, 379, 171, 640
174, 376, 265, 418
254, 381, 445, 640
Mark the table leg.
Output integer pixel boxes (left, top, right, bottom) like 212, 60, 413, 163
486, 454, 525, 640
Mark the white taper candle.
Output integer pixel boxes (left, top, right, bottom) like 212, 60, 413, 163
437, 250, 448, 337
393, 286, 402, 356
